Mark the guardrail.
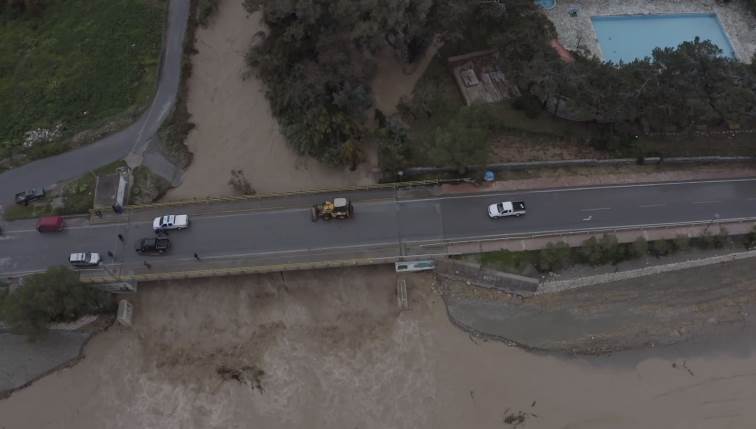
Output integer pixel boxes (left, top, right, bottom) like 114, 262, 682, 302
79, 254, 407, 284
78, 217, 756, 285
419, 216, 756, 250
114, 178, 470, 212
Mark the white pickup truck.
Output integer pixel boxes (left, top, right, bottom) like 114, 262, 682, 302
152, 214, 190, 232
488, 201, 526, 219
69, 252, 101, 268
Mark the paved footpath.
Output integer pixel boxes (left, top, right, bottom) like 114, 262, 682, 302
0, 0, 190, 209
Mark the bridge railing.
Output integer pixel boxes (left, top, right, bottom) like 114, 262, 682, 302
80, 217, 756, 284
89, 178, 471, 223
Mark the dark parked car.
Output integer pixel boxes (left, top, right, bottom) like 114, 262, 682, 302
135, 237, 171, 255
15, 188, 45, 205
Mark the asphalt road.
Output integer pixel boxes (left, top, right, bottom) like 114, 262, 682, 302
0, 0, 189, 208
1, 179, 755, 277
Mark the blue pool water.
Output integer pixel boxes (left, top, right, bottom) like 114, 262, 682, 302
536, 0, 556, 10
592, 14, 735, 63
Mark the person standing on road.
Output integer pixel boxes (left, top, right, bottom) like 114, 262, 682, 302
118, 233, 124, 242
194, 252, 200, 261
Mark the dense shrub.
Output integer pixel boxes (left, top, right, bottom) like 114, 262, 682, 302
1, 267, 111, 339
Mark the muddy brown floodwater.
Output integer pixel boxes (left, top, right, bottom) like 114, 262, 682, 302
1, 266, 756, 428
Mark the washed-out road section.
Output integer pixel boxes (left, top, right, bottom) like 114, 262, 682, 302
1, 178, 755, 278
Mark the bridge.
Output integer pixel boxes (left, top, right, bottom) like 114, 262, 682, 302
1, 178, 755, 286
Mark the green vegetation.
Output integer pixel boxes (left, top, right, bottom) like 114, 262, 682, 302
479, 229, 750, 275
243, 0, 463, 165
0, 267, 111, 340
3, 160, 126, 220
2, 201, 54, 221
243, 0, 755, 173
0, 0, 166, 166
744, 226, 756, 250
58, 160, 127, 215
130, 166, 172, 204
197, 0, 220, 27
157, 0, 199, 170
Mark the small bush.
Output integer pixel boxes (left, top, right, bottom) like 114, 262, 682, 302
130, 166, 172, 204
650, 239, 674, 257
673, 234, 691, 252
713, 227, 730, 249
512, 94, 542, 119
197, 0, 220, 27
744, 226, 756, 250
580, 234, 623, 266
630, 236, 648, 258
536, 242, 572, 273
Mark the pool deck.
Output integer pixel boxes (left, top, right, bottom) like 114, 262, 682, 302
544, 0, 756, 63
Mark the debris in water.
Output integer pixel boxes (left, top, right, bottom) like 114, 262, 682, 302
217, 365, 266, 392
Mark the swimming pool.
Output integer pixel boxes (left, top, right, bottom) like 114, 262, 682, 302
592, 13, 735, 64
535, 0, 556, 10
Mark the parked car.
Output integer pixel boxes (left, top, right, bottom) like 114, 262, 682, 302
152, 214, 190, 232
15, 188, 45, 205
136, 237, 171, 255
37, 216, 65, 233
69, 252, 101, 268
488, 201, 526, 219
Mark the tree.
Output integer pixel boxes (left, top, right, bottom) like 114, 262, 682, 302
243, 0, 448, 164
1, 267, 110, 340
0, 0, 45, 19
375, 116, 412, 173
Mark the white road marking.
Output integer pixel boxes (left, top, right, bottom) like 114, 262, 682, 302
199, 207, 306, 221
640, 203, 666, 208
4, 223, 127, 234
582, 216, 593, 222
580, 207, 611, 212
692, 200, 721, 205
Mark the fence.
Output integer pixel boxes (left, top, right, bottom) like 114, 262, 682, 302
121, 178, 468, 211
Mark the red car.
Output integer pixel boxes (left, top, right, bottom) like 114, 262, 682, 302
37, 216, 65, 233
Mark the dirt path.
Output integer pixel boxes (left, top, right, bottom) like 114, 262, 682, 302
370, 37, 443, 115
2, 267, 756, 428
167, 1, 377, 200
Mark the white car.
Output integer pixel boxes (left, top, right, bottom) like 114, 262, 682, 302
69, 252, 101, 268
153, 214, 190, 232
488, 201, 526, 219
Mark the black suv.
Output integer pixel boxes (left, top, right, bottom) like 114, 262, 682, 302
15, 188, 45, 205
135, 237, 171, 255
